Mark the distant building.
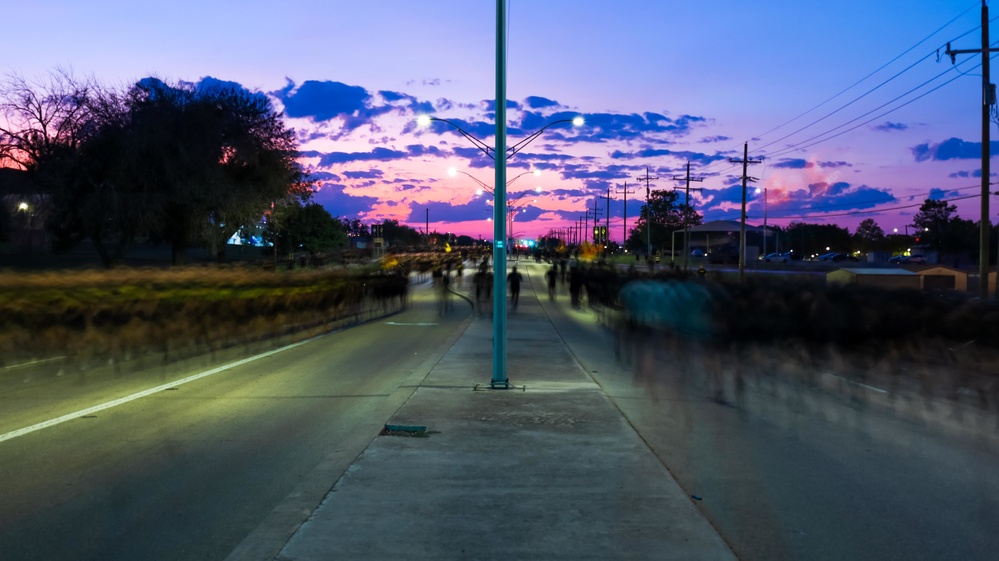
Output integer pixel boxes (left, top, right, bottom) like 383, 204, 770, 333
826, 268, 921, 290
0, 167, 49, 252
902, 264, 969, 292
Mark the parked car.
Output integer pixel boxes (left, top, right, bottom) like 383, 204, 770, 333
819, 252, 858, 262
691, 249, 705, 257
889, 254, 926, 264
763, 251, 792, 263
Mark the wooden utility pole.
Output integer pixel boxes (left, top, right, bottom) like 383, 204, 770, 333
636, 167, 660, 258
588, 199, 602, 245
945, 1, 998, 298
673, 161, 704, 271
605, 185, 612, 253
730, 143, 762, 282
616, 181, 637, 250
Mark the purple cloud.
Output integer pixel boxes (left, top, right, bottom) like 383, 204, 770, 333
911, 137, 999, 162
873, 121, 909, 132
773, 158, 813, 169
343, 170, 383, 179
312, 147, 409, 166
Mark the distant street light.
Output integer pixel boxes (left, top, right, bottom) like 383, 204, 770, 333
448, 167, 540, 196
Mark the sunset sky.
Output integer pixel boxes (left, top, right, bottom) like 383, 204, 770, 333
3, 1, 994, 242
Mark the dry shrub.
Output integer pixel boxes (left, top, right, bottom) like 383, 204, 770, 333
1, 266, 407, 364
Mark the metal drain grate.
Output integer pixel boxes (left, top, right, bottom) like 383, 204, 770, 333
380, 424, 431, 437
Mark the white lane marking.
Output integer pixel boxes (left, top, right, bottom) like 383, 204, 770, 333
825, 373, 889, 394
0, 337, 316, 444
385, 322, 438, 326
2, 356, 67, 370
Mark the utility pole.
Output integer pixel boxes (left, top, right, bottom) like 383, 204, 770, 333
583, 197, 600, 244
730, 143, 762, 282
616, 181, 637, 251
636, 166, 659, 259
590, 198, 603, 246
945, 1, 998, 298
673, 161, 704, 271
605, 185, 612, 255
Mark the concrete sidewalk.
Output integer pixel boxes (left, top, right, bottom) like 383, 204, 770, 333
274, 273, 736, 560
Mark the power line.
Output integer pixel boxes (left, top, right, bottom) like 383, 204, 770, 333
754, 1, 982, 143
765, 52, 994, 160
699, 6, 986, 176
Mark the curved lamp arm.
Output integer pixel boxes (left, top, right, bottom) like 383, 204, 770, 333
426, 117, 495, 160
507, 117, 582, 158
422, 114, 582, 161
449, 168, 494, 194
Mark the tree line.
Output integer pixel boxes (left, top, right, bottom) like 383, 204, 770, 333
620, 186, 995, 263
0, 71, 410, 267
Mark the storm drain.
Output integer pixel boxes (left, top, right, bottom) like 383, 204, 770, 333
380, 424, 434, 437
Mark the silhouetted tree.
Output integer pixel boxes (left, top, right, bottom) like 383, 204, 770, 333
128, 78, 308, 264
852, 218, 885, 253
626, 188, 701, 254
786, 222, 851, 257
2, 71, 309, 266
380, 219, 424, 248
911, 198, 977, 255
286, 203, 347, 256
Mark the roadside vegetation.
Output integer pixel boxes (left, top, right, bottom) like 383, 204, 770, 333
0, 266, 409, 367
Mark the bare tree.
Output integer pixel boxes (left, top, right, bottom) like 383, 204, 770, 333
0, 69, 92, 172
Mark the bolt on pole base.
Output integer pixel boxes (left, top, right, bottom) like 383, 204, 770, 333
490, 377, 510, 389
475, 381, 525, 391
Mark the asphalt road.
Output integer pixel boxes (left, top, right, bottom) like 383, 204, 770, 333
0, 279, 471, 561
5, 261, 997, 560
520, 260, 999, 561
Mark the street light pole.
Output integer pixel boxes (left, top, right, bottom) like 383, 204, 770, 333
492, 0, 508, 388
416, 18, 581, 389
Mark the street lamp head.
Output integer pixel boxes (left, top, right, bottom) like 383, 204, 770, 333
416, 114, 433, 128
17, 202, 29, 212
447, 166, 457, 177
572, 116, 584, 127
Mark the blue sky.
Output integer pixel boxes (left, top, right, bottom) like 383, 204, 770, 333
1, 0, 993, 241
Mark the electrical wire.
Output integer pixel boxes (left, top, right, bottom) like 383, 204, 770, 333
765, 54, 992, 160
698, 5, 987, 176
754, 1, 981, 142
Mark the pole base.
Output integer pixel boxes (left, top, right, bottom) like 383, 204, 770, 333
473, 381, 525, 391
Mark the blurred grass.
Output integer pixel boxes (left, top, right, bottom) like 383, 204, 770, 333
0, 266, 408, 365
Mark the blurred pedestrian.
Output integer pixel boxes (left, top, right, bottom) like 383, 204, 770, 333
546, 264, 558, 301
569, 264, 583, 308
508, 266, 523, 310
